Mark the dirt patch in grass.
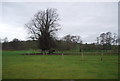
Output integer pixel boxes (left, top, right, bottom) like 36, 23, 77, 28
23, 53, 62, 55
22, 53, 81, 55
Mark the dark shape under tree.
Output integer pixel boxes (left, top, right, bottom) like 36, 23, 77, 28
25, 8, 60, 54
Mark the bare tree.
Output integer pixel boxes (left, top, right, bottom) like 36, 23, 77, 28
99, 32, 117, 46
62, 34, 71, 42
97, 32, 118, 61
96, 37, 100, 45
25, 8, 60, 53
112, 33, 117, 45
100, 33, 106, 46
62, 34, 82, 43
2, 37, 8, 43
61, 34, 82, 51
106, 32, 112, 46
71, 35, 82, 43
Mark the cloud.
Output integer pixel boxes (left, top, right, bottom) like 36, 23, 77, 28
0, 23, 27, 41
0, 2, 118, 43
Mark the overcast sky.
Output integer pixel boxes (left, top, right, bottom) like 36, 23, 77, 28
0, 2, 118, 43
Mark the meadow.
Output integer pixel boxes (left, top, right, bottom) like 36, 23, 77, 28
2, 50, 118, 79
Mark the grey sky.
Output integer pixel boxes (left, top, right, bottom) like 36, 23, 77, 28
0, 2, 118, 43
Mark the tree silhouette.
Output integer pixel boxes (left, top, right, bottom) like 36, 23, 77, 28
25, 8, 60, 53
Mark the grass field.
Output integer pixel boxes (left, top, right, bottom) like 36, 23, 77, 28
2, 51, 118, 79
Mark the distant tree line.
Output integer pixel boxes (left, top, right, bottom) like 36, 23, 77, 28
1, 34, 82, 51
2, 38, 38, 50
1, 32, 119, 54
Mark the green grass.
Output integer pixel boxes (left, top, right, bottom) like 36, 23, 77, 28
2, 51, 118, 79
